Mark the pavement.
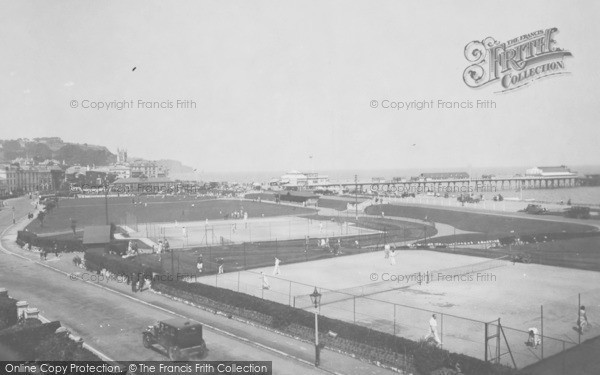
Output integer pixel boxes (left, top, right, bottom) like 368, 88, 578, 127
0, 197, 401, 375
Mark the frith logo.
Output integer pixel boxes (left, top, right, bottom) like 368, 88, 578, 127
463, 28, 572, 92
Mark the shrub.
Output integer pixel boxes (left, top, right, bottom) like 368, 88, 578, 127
83, 248, 161, 277
0, 296, 18, 330
16, 231, 83, 252
35, 332, 101, 361
0, 321, 61, 358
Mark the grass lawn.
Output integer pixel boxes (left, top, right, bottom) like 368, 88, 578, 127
427, 234, 600, 272
26, 197, 316, 235
366, 204, 596, 236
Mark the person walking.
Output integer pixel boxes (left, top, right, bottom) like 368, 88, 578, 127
260, 271, 270, 290
273, 257, 281, 275
425, 314, 442, 346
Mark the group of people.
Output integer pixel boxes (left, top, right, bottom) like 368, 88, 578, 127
225, 210, 247, 220
124, 240, 140, 257
156, 239, 170, 254
314, 237, 342, 255
195, 255, 225, 274
38, 242, 62, 261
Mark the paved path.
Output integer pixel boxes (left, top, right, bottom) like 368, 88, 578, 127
0, 197, 398, 375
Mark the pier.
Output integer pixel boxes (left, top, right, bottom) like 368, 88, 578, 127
314, 175, 580, 192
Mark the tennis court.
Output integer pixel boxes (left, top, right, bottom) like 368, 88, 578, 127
196, 250, 600, 369
128, 215, 380, 247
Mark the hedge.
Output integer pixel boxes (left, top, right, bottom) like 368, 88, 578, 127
84, 248, 162, 277
17, 230, 83, 252
0, 296, 18, 330
0, 320, 102, 361
17, 230, 132, 255
0, 320, 61, 358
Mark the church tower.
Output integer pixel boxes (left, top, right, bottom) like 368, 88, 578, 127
117, 148, 128, 163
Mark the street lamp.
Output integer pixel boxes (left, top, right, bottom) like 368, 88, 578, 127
309, 287, 322, 366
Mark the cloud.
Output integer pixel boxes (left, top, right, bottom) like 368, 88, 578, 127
64, 81, 75, 87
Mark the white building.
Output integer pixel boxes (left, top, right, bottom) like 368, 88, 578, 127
108, 164, 132, 179
278, 170, 329, 187
525, 166, 577, 177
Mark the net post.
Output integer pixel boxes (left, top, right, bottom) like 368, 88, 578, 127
484, 321, 488, 362
541, 305, 544, 359
440, 313, 444, 350
237, 271, 240, 292
353, 296, 356, 323
393, 304, 397, 335
288, 281, 292, 306
578, 293, 581, 344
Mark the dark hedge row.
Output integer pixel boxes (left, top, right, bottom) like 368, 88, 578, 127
0, 320, 102, 361
17, 230, 83, 252
0, 296, 18, 330
84, 248, 162, 277
17, 230, 133, 255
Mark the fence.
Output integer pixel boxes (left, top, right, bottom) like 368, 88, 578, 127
195, 266, 597, 370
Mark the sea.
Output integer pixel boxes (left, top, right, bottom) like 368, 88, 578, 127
171, 165, 600, 206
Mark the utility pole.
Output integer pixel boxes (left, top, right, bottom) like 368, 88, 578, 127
104, 182, 109, 225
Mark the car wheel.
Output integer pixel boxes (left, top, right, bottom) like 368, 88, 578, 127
168, 346, 180, 361
143, 334, 152, 349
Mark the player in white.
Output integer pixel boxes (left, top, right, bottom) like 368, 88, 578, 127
425, 314, 442, 346
260, 272, 270, 290
384, 244, 390, 259
577, 305, 589, 334
196, 256, 203, 273
273, 257, 281, 275
527, 327, 541, 348
319, 222, 324, 233
389, 249, 397, 265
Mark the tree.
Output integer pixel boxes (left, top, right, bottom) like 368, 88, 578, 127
37, 211, 45, 227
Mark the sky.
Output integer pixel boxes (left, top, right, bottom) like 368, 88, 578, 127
1, 0, 599, 174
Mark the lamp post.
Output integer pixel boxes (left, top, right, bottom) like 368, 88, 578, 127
309, 287, 322, 366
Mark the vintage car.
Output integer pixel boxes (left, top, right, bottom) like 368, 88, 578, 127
143, 318, 207, 360
519, 204, 547, 215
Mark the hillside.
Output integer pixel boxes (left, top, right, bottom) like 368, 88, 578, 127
0, 138, 116, 166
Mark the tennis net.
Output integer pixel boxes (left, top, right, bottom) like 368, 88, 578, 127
294, 255, 510, 309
